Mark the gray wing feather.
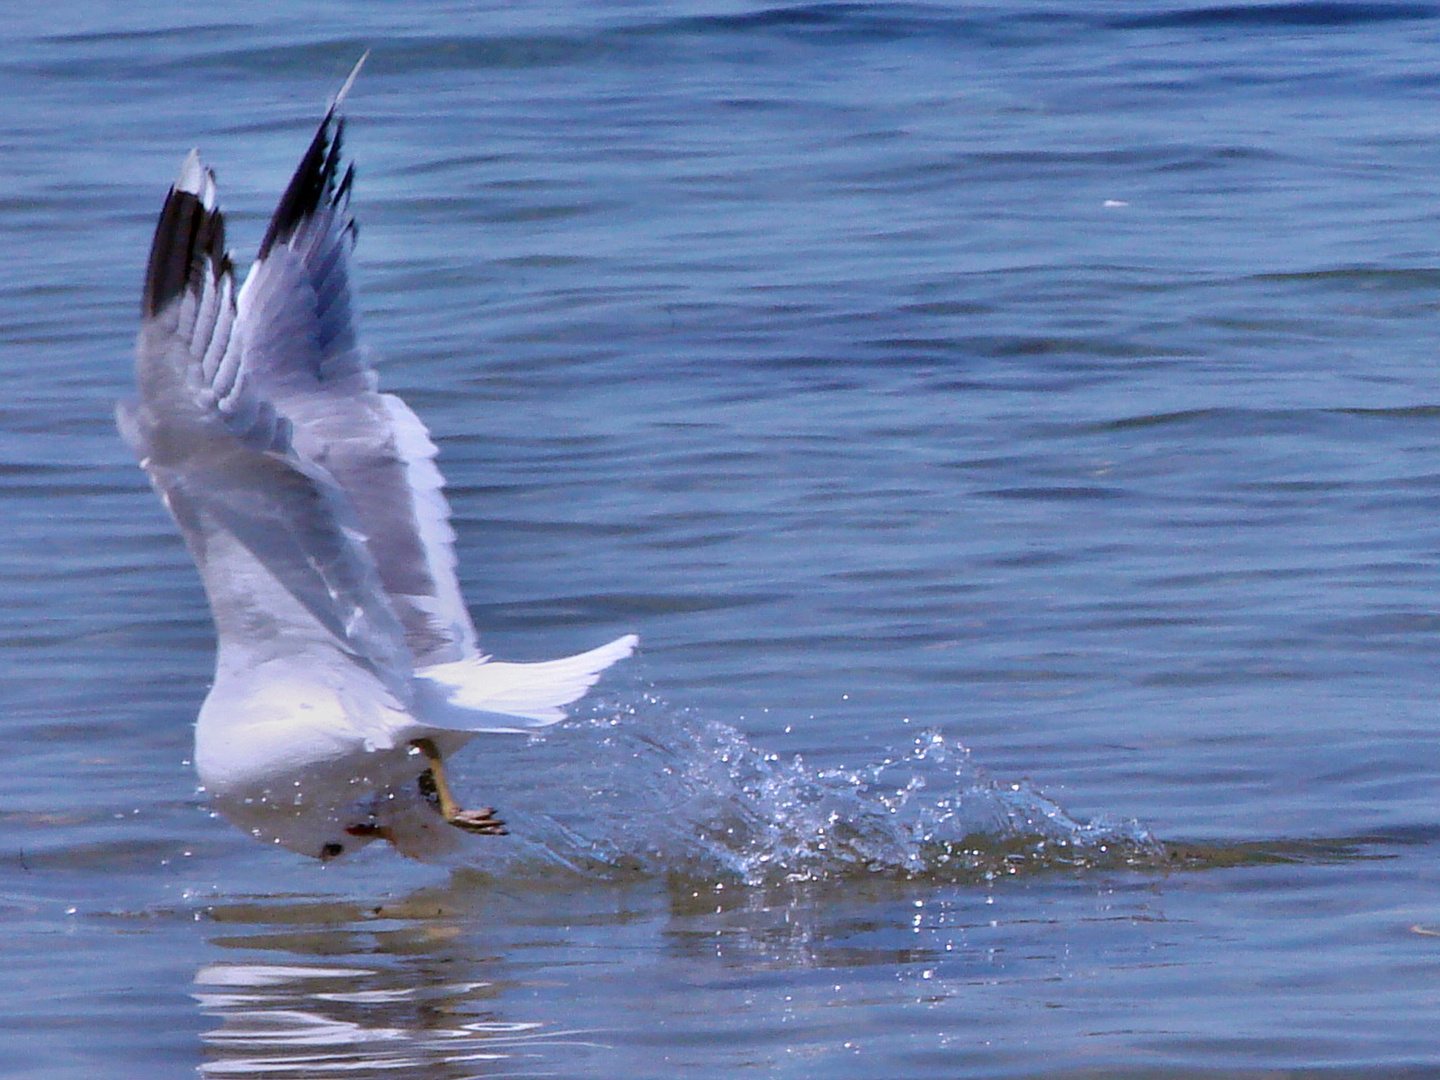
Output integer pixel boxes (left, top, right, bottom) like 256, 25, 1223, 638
234, 110, 479, 668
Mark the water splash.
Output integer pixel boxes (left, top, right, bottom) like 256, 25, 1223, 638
465, 693, 1163, 885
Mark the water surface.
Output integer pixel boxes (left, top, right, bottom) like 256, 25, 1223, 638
6, 1, 1440, 1076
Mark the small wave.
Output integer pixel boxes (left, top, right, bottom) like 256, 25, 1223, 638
660, 2, 997, 43
471, 694, 1163, 886
1112, 2, 1438, 31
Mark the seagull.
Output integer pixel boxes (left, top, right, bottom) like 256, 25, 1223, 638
118, 65, 637, 861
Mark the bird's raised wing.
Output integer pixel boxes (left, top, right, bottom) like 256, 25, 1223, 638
118, 149, 413, 701
234, 105, 479, 669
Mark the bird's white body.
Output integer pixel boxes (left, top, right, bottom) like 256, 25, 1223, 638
121, 73, 635, 860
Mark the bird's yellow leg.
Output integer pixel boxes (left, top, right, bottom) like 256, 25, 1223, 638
410, 737, 508, 835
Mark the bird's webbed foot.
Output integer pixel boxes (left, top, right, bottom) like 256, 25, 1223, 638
411, 737, 509, 836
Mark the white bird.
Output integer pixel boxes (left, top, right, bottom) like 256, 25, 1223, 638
118, 66, 637, 861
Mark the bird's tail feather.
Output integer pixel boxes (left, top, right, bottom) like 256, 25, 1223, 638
414, 634, 638, 733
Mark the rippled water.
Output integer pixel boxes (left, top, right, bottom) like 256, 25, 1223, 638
7, 1, 1440, 1076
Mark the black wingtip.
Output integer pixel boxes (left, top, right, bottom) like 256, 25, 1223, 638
257, 110, 349, 261
257, 55, 365, 261
142, 157, 231, 318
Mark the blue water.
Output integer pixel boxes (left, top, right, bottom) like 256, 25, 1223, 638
6, 1, 1440, 1075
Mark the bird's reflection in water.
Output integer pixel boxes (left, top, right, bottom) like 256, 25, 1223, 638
187, 869, 942, 1079
192, 887, 608, 1078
